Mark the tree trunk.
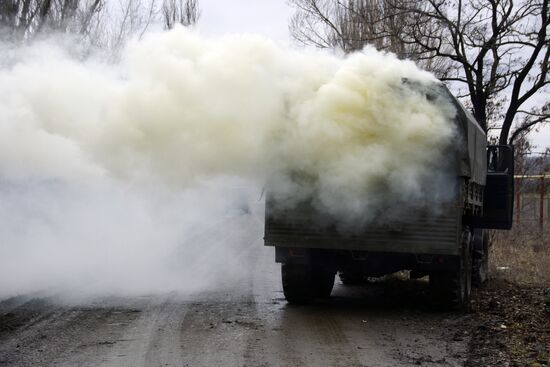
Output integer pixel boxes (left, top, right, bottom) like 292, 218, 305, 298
471, 95, 487, 132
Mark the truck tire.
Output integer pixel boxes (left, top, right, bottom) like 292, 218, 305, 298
282, 263, 335, 304
472, 229, 489, 287
316, 267, 336, 299
430, 229, 472, 311
338, 271, 367, 285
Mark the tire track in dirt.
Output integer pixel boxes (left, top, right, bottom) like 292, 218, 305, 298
0, 212, 469, 367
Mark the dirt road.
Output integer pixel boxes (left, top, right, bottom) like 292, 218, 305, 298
0, 213, 469, 367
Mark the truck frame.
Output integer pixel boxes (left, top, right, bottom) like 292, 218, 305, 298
263, 82, 515, 310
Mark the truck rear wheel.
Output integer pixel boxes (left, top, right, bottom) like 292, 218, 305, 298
281, 263, 335, 304
472, 229, 489, 287
430, 230, 472, 311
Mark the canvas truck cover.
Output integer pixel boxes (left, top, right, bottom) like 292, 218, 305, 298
443, 86, 487, 186
407, 80, 487, 186
264, 82, 489, 255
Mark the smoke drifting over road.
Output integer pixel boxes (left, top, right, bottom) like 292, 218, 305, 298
0, 28, 457, 297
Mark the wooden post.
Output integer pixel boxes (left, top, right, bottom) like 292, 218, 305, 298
516, 177, 521, 224
540, 173, 545, 231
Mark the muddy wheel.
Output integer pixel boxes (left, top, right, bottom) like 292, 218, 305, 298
430, 229, 472, 311
472, 229, 489, 287
316, 267, 336, 299
282, 263, 313, 304
282, 264, 335, 304
338, 271, 367, 285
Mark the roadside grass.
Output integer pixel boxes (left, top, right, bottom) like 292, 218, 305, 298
465, 225, 549, 367
490, 225, 550, 286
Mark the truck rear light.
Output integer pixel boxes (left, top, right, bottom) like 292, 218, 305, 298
416, 254, 445, 264
288, 248, 306, 257
416, 254, 434, 264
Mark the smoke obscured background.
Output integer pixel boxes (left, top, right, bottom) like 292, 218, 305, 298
0, 28, 457, 298
0, 176, 262, 297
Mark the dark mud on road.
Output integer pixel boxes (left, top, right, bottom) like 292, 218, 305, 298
0, 260, 468, 366
465, 280, 550, 367
0, 214, 472, 367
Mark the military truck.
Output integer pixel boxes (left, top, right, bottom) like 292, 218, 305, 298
264, 82, 514, 310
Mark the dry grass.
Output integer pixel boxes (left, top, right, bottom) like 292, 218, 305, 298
490, 224, 550, 286
467, 223, 550, 366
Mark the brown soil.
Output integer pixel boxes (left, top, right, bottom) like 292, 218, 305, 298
465, 279, 550, 367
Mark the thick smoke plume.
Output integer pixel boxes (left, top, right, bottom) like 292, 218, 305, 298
0, 28, 458, 298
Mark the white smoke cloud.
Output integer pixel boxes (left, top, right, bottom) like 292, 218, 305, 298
0, 176, 263, 298
0, 28, 459, 297
0, 28, 455, 191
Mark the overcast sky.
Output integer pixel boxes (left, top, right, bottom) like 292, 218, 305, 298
194, 1, 549, 149
197, 0, 294, 44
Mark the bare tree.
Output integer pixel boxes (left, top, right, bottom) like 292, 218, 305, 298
0, 1, 19, 33
0, 0, 201, 52
99, 0, 199, 51
106, 0, 158, 49
162, 0, 200, 29
288, 0, 450, 75
289, 0, 549, 144
0, 0, 105, 41
392, 0, 549, 144
290, 0, 411, 53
